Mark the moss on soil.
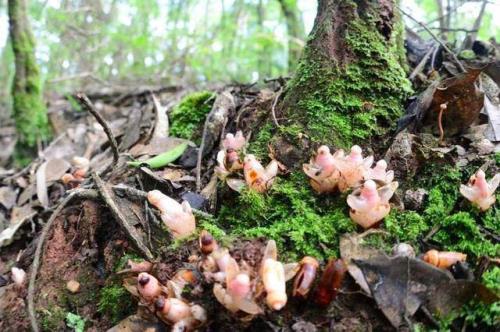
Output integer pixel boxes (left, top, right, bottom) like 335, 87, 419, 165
98, 284, 135, 325
169, 91, 215, 143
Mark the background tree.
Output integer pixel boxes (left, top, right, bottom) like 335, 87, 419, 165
8, 0, 50, 148
277, 0, 305, 71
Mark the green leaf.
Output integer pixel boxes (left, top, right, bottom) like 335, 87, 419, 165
127, 142, 188, 168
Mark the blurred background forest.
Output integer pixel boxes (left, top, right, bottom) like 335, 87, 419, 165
1, 0, 499, 118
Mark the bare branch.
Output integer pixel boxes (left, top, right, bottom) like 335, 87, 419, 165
397, 5, 466, 73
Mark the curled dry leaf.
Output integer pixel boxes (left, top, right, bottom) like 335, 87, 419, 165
353, 255, 498, 328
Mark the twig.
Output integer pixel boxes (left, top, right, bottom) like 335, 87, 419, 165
409, 46, 435, 80
76, 93, 120, 163
423, 225, 441, 242
28, 189, 99, 332
271, 87, 283, 128
397, 5, 466, 73
438, 103, 447, 144
461, 0, 488, 50
92, 173, 154, 260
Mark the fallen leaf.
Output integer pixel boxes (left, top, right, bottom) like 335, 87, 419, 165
484, 96, 500, 142
128, 141, 188, 168
353, 255, 498, 328
129, 137, 188, 158
339, 231, 388, 295
0, 205, 36, 247
0, 187, 17, 210
107, 314, 165, 332
423, 69, 484, 136
162, 168, 186, 181
45, 158, 71, 182
119, 108, 144, 150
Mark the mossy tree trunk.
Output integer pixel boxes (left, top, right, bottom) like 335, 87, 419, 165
273, 0, 410, 166
8, 0, 50, 148
277, 0, 305, 71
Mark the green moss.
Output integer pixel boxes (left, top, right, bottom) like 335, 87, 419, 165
280, 2, 411, 149
169, 91, 215, 142
98, 284, 135, 324
215, 172, 354, 260
384, 211, 429, 244
449, 268, 500, 329
40, 305, 67, 331
114, 252, 143, 272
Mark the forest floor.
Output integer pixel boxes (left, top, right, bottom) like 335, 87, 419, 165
1, 48, 500, 331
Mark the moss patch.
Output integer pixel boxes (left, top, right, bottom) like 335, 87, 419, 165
98, 284, 135, 325
170, 91, 215, 143
216, 172, 355, 260
40, 305, 67, 331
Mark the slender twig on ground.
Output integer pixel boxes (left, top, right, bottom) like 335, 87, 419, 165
397, 5, 466, 73
28, 189, 99, 332
409, 46, 436, 80
271, 87, 284, 128
76, 93, 120, 163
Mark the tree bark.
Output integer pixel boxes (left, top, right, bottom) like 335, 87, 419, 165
277, 0, 305, 72
8, 0, 50, 147
271, 0, 410, 167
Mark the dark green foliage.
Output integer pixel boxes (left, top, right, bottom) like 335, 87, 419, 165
98, 285, 135, 325
169, 91, 215, 142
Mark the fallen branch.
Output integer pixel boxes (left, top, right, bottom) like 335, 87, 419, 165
76, 93, 120, 163
28, 188, 99, 332
397, 5, 466, 73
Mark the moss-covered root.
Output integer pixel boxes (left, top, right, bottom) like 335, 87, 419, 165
8, 0, 50, 148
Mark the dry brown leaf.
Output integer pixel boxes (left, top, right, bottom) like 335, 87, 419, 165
0, 187, 17, 210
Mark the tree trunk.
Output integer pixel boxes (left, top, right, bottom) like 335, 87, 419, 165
277, 0, 305, 72
8, 0, 50, 148
272, 0, 410, 167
